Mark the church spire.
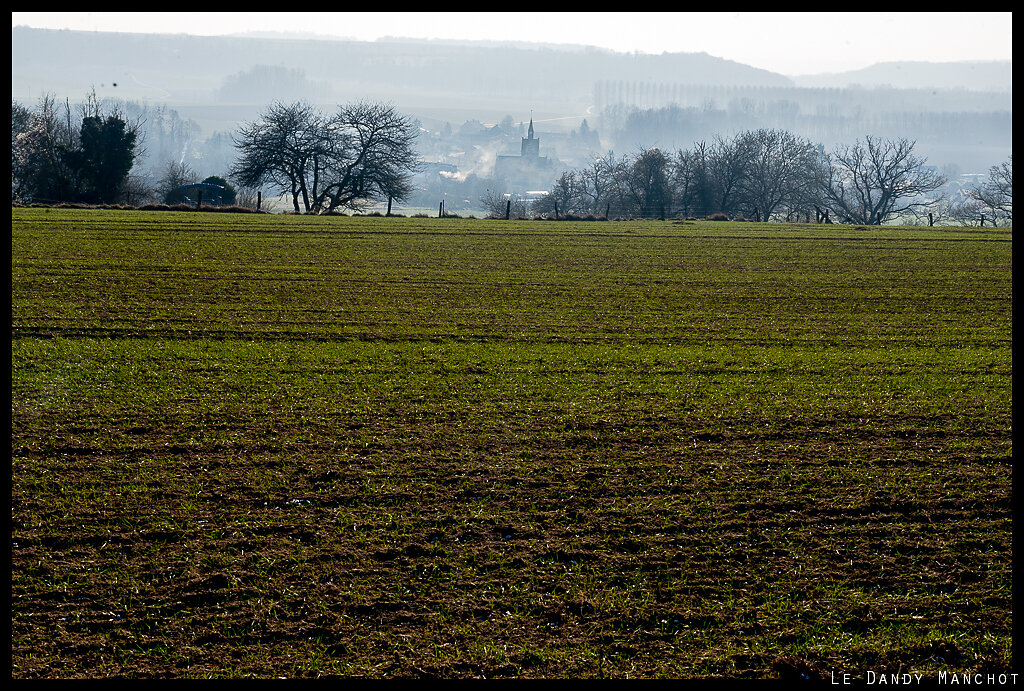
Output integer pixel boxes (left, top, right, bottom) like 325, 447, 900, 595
521, 112, 540, 159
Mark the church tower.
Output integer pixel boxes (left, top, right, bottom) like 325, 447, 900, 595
495, 113, 553, 192
521, 116, 540, 159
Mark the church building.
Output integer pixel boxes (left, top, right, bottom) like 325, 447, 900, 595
495, 117, 555, 192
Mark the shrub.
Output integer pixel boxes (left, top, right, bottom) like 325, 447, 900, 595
135, 203, 264, 214
138, 203, 188, 212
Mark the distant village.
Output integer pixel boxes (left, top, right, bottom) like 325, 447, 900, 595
409, 114, 602, 214
13, 27, 1011, 217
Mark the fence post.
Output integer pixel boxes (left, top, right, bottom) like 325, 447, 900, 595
439, 200, 444, 218
196, 190, 202, 210
257, 191, 261, 211
928, 212, 933, 227
505, 199, 511, 220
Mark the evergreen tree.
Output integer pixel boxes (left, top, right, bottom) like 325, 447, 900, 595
201, 176, 237, 206
67, 115, 137, 203
12, 95, 138, 204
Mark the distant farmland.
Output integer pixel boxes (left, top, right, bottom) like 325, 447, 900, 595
11, 209, 1012, 679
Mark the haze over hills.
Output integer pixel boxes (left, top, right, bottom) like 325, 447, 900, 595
12, 26, 1011, 115
10, 26, 794, 112
225, 31, 1014, 93
791, 60, 1012, 91
11, 25, 1012, 195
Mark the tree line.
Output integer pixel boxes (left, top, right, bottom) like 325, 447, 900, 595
11, 94, 1011, 225
525, 130, 1011, 226
12, 96, 420, 214
593, 81, 1011, 118
12, 93, 142, 205
599, 96, 1012, 172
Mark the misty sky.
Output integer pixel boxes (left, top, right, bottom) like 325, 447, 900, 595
11, 12, 1013, 76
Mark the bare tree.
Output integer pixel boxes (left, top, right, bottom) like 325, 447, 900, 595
821, 136, 946, 225
231, 101, 322, 213
707, 132, 755, 217
739, 129, 821, 221
12, 94, 77, 202
12, 101, 32, 192
232, 100, 419, 214
231, 184, 263, 211
576, 152, 618, 216
785, 146, 830, 222
123, 172, 155, 206
157, 160, 198, 204
617, 147, 673, 218
680, 140, 716, 218
938, 194, 988, 227
533, 169, 588, 217
968, 155, 1012, 224
480, 188, 529, 218
315, 102, 420, 214
668, 148, 700, 218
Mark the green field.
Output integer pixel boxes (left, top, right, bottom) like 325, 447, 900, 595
11, 209, 1013, 679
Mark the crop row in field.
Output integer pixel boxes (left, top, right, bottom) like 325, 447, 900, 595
11, 210, 1012, 678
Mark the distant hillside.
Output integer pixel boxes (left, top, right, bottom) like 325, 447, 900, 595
11, 26, 792, 114
12, 26, 1011, 175
792, 60, 1012, 91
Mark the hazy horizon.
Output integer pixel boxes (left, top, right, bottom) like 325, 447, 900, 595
10, 12, 1014, 77
11, 20, 1012, 191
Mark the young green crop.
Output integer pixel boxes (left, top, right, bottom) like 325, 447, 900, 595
11, 209, 1012, 679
